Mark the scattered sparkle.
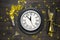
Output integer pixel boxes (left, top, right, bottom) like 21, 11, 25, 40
4, 19, 7, 22
42, 10, 46, 14
57, 9, 60, 12
0, 16, 2, 19
52, 2, 55, 5
57, 36, 59, 39
8, 38, 10, 40
32, 35, 38, 39
21, 37, 24, 40
43, 0, 46, 3
38, 38, 41, 40
15, 31, 20, 36
3, 33, 5, 35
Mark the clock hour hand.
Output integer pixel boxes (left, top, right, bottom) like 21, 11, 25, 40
26, 16, 31, 21
30, 16, 31, 21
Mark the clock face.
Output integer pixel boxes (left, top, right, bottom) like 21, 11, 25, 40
20, 10, 41, 31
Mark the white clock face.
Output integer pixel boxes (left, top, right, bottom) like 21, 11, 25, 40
20, 10, 41, 31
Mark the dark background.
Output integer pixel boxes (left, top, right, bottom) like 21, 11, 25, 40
0, 0, 60, 40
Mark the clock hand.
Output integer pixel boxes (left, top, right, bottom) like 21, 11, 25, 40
31, 21, 35, 28
30, 15, 35, 28
30, 16, 31, 21
26, 16, 34, 28
26, 15, 31, 21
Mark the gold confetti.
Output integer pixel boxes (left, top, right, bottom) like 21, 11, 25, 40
48, 6, 50, 9
32, 35, 38, 39
30, 5, 32, 8
38, 38, 41, 40
15, 31, 20, 36
42, 10, 46, 14
4, 19, 7, 22
48, 32, 53, 37
57, 9, 60, 12
52, 2, 55, 5
6, 12, 9, 15
6, 8, 8, 11
21, 37, 24, 40
46, 5, 49, 7
35, 6, 37, 8
3, 33, 5, 35
40, 32, 42, 34
58, 25, 60, 27
43, 0, 46, 3
10, 26, 13, 30
56, 7, 58, 10
38, 4, 41, 7
57, 36, 59, 39
44, 19, 46, 21
15, 13, 18, 16
6, 27, 9, 30
8, 38, 10, 40
0, 16, 2, 19
24, 1, 27, 4
18, 0, 26, 4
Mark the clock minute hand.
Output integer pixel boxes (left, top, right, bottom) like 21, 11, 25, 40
30, 15, 35, 28
26, 16, 34, 28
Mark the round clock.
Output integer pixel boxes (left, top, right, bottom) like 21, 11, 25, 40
17, 8, 44, 34
21, 10, 41, 31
